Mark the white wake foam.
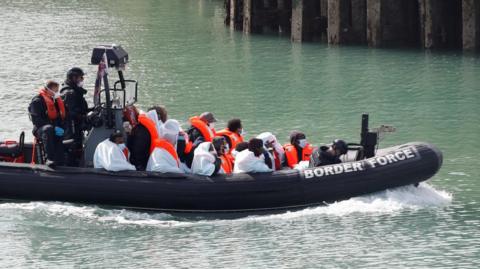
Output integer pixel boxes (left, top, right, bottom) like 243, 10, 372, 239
0, 183, 452, 226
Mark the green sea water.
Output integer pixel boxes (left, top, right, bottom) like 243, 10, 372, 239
0, 0, 479, 268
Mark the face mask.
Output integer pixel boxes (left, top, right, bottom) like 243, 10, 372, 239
224, 144, 230, 153
209, 122, 215, 130
298, 139, 307, 148
118, 143, 126, 150
77, 80, 84, 88
239, 129, 244, 136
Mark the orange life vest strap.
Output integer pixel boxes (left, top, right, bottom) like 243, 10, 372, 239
39, 88, 66, 121
189, 116, 214, 142
137, 114, 160, 154
155, 138, 180, 167
122, 147, 129, 161
220, 155, 233, 174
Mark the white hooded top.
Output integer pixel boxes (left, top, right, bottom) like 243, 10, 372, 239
257, 132, 285, 170
191, 142, 217, 176
233, 149, 273, 174
146, 119, 184, 174
93, 139, 136, 172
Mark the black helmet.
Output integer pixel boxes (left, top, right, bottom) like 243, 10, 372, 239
66, 67, 85, 79
332, 139, 348, 155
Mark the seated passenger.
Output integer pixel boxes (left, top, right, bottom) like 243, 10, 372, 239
28, 80, 66, 167
191, 142, 222, 176
284, 131, 314, 169
146, 119, 184, 174
233, 138, 273, 174
93, 132, 136, 172
187, 112, 217, 146
216, 118, 244, 154
213, 137, 233, 174
257, 132, 285, 170
127, 105, 168, 171
310, 139, 348, 167
183, 112, 217, 168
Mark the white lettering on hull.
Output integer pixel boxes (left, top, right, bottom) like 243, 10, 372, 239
303, 147, 418, 179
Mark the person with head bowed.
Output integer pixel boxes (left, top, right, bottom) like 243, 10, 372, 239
257, 132, 285, 170
146, 119, 185, 173
233, 138, 274, 174
191, 142, 222, 176
93, 131, 136, 172
310, 139, 348, 167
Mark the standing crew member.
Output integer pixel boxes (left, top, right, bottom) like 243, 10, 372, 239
310, 139, 348, 167
284, 131, 314, 169
61, 67, 89, 166
28, 80, 66, 167
127, 105, 167, 171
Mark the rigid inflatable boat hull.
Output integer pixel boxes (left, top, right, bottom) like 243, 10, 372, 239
0, 142, 442, 213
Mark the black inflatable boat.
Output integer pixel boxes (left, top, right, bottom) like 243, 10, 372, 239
0, 142, 442, 213
0, 45, 443, 213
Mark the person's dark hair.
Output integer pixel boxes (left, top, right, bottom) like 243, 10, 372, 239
235, 142, 249, 152
248, 138, 264, 157
289, 131, 306, 145
332, 139, 348, 155
148, 105, 168, 123
227, 118, 242, 132
212, 137, 226, 154
109, 131, 123, 143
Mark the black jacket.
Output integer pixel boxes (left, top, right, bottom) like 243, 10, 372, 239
127, 124, 151, 171
61, 82, 89, 138
310, 146, 341, 167
28, 95, 65, 136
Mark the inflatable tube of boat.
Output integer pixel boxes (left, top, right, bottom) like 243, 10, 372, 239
0, 142, 442, 213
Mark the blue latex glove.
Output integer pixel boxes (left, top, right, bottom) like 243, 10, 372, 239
54, 127, 64, 137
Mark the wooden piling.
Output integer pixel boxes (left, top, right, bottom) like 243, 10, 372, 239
366, 0, 382, 47
462, 0, 480, 50
291, 0, 316, 42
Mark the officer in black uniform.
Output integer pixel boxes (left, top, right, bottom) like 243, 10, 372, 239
61, 67, 89, 166
310, 139, 348, 167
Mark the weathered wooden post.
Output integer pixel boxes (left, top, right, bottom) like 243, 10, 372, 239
462, 0, 480, 50
366, 0, 382, 47
291, 0, 316, 42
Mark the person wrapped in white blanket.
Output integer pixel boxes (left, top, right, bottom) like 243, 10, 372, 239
233, 138, 273, 173
191, 142, 222, 176
146, 119, 186, 173
93, 131, 136, 172
257, 132, 285, 171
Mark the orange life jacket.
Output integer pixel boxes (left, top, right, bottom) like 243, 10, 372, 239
39, 88, 66, 121
138, 114, 180, 167
216, 129, 243, 154
273, 150, 282, 170
220, 155, 233, 174
283, 143, 314, 169
189, 116, 215, 142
